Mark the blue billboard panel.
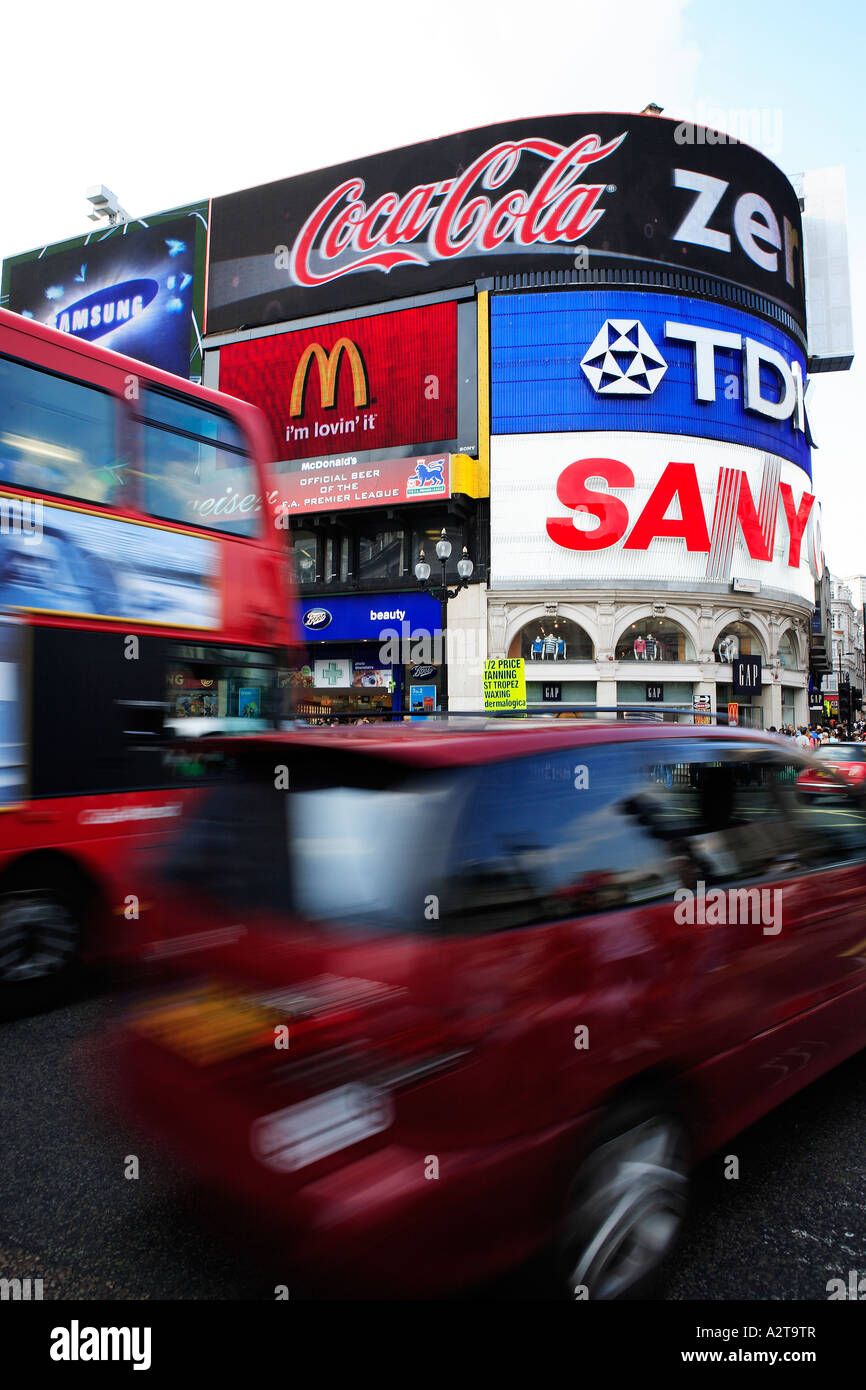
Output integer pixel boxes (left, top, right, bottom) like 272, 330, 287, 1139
3, 208, 206, 380
491, 290, 811, 478
299, 591, 441, 642
0, 501, 219, 628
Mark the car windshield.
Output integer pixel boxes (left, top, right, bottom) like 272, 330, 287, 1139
815, 745, 865, 763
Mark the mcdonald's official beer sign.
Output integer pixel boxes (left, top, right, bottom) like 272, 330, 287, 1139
217, 302, 460, 463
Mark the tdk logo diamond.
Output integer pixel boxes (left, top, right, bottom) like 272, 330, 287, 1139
581, 319, 668, 395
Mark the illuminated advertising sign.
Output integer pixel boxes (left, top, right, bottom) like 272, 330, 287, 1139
300, 591, 441, 642
491, 291, 811, 478
491, 432, 821, 602
0, 496, 219, 628
207, 114, 805, 332
217, 302, 464, 461
273, 452, 450, 513
2, 205, 207, 379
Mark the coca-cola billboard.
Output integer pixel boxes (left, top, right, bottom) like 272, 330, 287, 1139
206, 114, 806, 333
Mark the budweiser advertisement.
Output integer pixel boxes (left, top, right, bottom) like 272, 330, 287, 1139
206, 114, 806, 332
491, 432, 822, 602
217, 302, 465, 462
272, 452, 451, 513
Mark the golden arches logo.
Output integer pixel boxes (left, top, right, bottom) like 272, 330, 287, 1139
289, 338, 369, 417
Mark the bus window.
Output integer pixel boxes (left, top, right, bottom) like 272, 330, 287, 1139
137, 388, 263, 537
0, 354, 123, 505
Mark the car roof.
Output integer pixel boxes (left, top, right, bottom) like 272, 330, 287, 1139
193, 720, 791, 770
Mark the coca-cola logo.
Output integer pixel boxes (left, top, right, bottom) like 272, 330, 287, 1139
290, 133, 626, 288
302, 608, 332, 630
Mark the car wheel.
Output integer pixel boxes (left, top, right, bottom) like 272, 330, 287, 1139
558, 1098, 689, 1300
0, 888, 81, 1017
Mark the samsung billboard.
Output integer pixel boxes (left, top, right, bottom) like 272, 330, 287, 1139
2, 204, 208, 380
491, 290, 811, 478
206, 114, 806, 333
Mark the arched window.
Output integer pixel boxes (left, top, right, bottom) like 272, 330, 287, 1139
615, 617, 695, 662
715, 622, 764, 664
776, 630, 798, 669
509, 617, 594, 662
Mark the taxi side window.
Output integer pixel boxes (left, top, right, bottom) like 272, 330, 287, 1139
628, 748, 804, 887
445, 747, 681, 933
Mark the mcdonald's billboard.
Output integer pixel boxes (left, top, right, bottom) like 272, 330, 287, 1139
217, 301, 462, 462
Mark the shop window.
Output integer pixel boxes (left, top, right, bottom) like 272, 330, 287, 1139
292, 530, 319, 584
359, 529, 404, 582
615, 617, 695, 662
509, 617, 594, 662
323, 534, 350, 584
776, 630, 798, 669
715, 622, 764, 664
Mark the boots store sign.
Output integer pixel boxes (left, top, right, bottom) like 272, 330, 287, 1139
206, 114, 805, 333
491, 291, 811, 477
490, 432, 822, 604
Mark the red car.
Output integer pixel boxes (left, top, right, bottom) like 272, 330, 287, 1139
115, 721, 866, 1298
797, 742, 866, 791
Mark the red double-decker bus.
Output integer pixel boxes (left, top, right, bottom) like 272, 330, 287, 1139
0, 307, 293, 1013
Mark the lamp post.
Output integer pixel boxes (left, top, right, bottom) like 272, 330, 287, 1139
414, 529, 473, 714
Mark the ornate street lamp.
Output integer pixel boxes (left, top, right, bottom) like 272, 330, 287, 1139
414, 529, 473, 714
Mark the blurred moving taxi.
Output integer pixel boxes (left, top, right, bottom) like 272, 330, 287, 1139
115, 721, 866, 1298
797, 742, 866, 791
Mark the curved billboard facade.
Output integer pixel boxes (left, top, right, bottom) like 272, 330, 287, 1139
207, 113, 806, 332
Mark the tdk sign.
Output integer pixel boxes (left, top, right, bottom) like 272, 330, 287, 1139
581, 320, 668, 395
491, 290, 811, 478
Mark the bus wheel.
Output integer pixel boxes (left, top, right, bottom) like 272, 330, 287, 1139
0, 889, 81, 1016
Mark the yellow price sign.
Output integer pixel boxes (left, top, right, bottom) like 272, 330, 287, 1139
484, 658, 526, 713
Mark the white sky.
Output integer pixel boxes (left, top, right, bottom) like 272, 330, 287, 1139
0, 0, 860, 574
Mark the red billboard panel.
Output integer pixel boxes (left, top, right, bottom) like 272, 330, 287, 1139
218, 302, 458, 462
273, 453, 450, 514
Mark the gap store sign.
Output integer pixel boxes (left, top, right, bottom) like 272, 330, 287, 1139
491, 290, 811, 478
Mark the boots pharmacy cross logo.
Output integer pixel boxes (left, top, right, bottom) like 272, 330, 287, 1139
581, 319, 668, 395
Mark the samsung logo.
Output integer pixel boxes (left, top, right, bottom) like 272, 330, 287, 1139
56, 279, 159, 342
303, 608, 332, 630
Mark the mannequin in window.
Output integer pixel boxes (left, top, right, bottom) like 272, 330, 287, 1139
633, 634, 647, 660
645, 632, 658, 661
